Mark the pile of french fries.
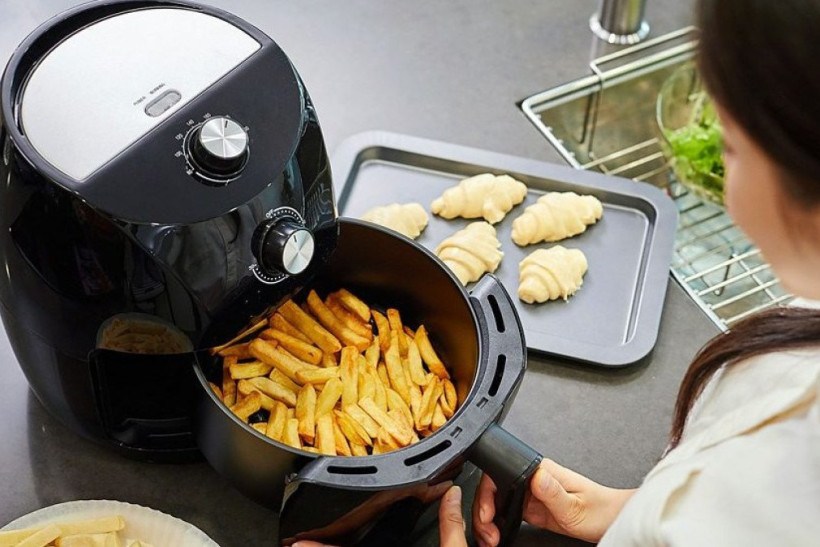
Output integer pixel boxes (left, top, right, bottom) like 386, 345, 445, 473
209, 288, 458, 456
0, 515, 149, 547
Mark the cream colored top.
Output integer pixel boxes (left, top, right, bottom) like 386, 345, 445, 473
600, 299, 820, 546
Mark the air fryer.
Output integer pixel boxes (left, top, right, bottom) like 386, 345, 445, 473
0, 2, 543, 546
0, 0, 337, 458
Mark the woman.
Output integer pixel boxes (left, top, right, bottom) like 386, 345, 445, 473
297, 0, 820, 545
445, 0, 820, 545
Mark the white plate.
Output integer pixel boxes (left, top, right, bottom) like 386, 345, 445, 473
1, 500, 219, 546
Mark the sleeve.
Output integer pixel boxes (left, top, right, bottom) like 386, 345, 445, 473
658, 415, 820, 546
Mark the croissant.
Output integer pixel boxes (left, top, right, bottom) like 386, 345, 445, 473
518, 246, 588, 304
435, 222, 503, 285
360, 203, 429, 239
431, 173, 528, 224
511, 192, 603, 246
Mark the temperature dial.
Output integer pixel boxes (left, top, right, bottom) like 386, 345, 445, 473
187, 116, 249, 179
253, 218, 315, 276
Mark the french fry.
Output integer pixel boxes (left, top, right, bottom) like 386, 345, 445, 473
316, 413, 336, 455
357, 354, 369, 375
270, 313, 313, 344
269, 368, 300, 393
415, 326, 450, 379
418, 377, 440, 429
376, 426, 400, 451
230, 390, 262, 422
261, 328, 323, 365
432, 402, 447, 431
0, 518, 126, 546
307, 290, 370, 351
251, 339, 316, 383
247, 376, 297, 406
279, 300, 342, 353
344, 404, 381, 439
237, 380, 279, 411
350, 442, 368, 456
266, 401, 288, 441
315, 377, 344, 417
387, 308, 409, 356
278, 345, 301, 362
385, 331, 411, 404
332, 416, 353, 456
222, 365, 237, 406
403, 326, 416, 338
333, 288, 371, 322
252, 422, 268, 434
340, 347, 359, 408
283, 418, 302, 449
441, 378, 457, 418
388, 408, 416, 444
321, 352, 337, 368
410, 384, 424, 431
365, 337, 380, 371
217, 342, 253, 359
373, 371, 388, 412
360, 397, 412, 446
209, 382, 223, 400
14, 525, 61, 547
444, 378, 458, 407
327, 295, 373, 340
372, 311, 391, 353
296, 366, 340, 385
229, 360, 273, 380
358, 370, 376, 403
56, 532, 122, 547
402, 358, 413, 390
335, 410, 372, 446
287, 407, 295, 420
377, 362, 390, 388
406, 339, 428, 386
296, 384, 317, 443
386, 389, 414, 430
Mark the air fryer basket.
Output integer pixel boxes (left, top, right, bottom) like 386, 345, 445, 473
193, 219, 541, 546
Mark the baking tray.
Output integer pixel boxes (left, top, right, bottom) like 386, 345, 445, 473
331, 132, 677, 366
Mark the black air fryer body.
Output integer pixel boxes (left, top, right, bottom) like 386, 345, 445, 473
0, 0, 337, 458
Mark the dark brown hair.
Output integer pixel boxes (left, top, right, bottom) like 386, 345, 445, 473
669, 0, 820, 448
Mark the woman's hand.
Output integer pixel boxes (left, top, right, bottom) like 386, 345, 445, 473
473, 459, 636, 546
438, 485, 468, 547
293, 485, 469, 547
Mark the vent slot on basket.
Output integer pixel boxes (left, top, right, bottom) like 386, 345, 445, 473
327, 465, 378, 475
487, 294, 506, 333
404, 440, 452, 466
488, 354, 506, 397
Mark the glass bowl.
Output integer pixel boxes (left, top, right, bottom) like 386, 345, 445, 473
656, 63, 725, 205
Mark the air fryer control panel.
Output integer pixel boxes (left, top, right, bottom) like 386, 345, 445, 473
182, 115, 250, 183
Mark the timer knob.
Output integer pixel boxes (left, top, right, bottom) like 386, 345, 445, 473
188, 116, 249, 178
253, 218, 315, 276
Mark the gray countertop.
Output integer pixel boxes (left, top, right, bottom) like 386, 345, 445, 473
0, 1, 719, 545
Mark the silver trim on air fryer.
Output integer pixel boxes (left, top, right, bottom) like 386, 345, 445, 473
281, 229, 315, 275
20, 8, 261, 181
198, 116, 249, 159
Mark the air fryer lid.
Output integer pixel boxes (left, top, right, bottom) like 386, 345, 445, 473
2, 0, 305, 224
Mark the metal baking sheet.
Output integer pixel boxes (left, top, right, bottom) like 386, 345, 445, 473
331, 132, 677, 366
